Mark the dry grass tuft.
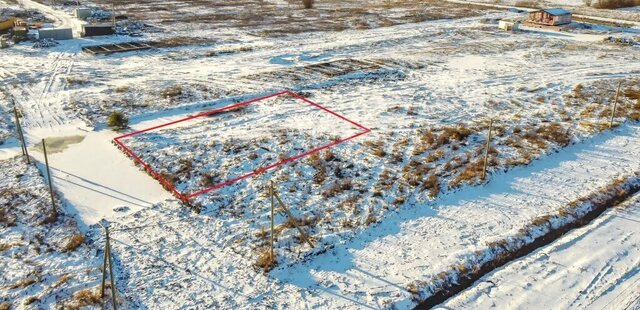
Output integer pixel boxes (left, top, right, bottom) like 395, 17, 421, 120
52, 273, 74, 288
0, 303, 10, 310
255, 248, 276, 271
6, 277, 38, 289
365, 140, 386, 157
449, 159, 485, 189
62, 234, 85, 252
423, 174, 440, 198
66, 287, 104, 309
160, 85, 183, 99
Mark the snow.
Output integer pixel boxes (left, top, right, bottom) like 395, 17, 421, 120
441, 192, 640, 309
1, 0, 640, 308
90, 122, 640, 309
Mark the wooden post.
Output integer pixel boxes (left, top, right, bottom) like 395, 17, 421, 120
609, 81, 622, 129
112, 2, 116, 28
482, 119, 493, 181
273, 189, 315, 248
269, 181, 275, 263
100, 226, 118, 310
13, 105, 29, 163
106, 227, 118, 310
101, 227, 109, 298
42, 139, 57, 215
13, 105, 25, 156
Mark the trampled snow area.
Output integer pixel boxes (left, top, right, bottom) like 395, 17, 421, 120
2, 0, 640, 308
441, 193, 640, 310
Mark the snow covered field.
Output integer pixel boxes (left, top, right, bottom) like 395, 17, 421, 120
0, 156, 104, 309
442, 192, 640, 310
1, 0, 640, 308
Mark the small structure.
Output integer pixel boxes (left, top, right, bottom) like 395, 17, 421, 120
0, 36, 8, 48
38, 28, 73, 40
528, 8, 572, 26
0, 17, 16, 32
12, 25, 28, 37
81, 24, 114, 37
73, 8, 92, 20
498, 20, 520, 31
82, 41, 154, 55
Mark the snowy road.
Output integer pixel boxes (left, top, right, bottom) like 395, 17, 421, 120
18, 0, 84, 35
441, 193, 640, 310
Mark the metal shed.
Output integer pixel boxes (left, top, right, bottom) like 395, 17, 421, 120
38, 28, 73, 40
528, 8, 572, 26
73, 8, 92, 20
81, 24, 115, 37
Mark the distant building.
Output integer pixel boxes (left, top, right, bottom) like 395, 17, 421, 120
498, 20, 520, 31
73, 8, 92, 20
39, 28, 73, 40
528, 8, 572, 26
81, 24, 114, 37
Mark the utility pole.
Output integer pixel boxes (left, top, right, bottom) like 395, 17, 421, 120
13, 104, 30, 164
112, 1, 116, 28
272, 185, 315, 248
101, 226, 118, 310
270, 181, 275, 263
42, 139, 58, 215
482, 118, 493, 181
609, 81, 622, 129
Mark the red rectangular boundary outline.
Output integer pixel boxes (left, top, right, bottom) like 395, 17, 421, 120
113, 90, 371, 201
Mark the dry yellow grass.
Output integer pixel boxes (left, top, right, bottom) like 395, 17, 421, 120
255, 248, 276, 271
62, 234, 85, 252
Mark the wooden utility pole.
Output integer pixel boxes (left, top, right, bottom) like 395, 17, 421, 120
482, 119, 493, 181
13, 104, 29, 164
272, 185, 315, 248
609, 81, 622, 129
270, 181, 275, 263
42, 139, 57, 215
112, 2, 116, 28
101, 226, 118, 310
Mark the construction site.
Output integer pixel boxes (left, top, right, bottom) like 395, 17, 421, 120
1, 0, 640, 309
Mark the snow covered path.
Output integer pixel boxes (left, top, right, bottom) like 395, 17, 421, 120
441, 193, 640, 310
18, 0, 84, 35
270, 123, 640, 309
27, 130, 174, 226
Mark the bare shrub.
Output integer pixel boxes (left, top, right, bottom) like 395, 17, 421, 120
65, 76, 89, 86
161, 85, 183, 99
0, 303, 9, 310
63, 234, 85, 252
515, 0, 541, 8
302, 0, 314, 9
592, 0, 640, 9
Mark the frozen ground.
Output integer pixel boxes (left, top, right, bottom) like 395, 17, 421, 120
0, 156, 104, 309
94, 122, 640, 309
1, 0, 640, 308
441, 192, 640, 310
